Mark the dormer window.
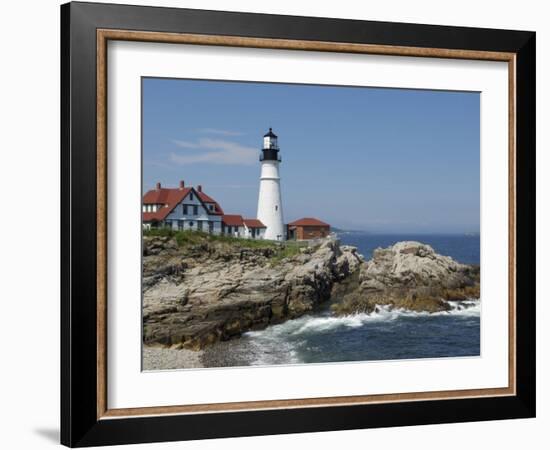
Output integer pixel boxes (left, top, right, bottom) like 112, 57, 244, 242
144, 204, 162, 212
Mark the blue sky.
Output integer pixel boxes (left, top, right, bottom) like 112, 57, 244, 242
143, 78, 480, 233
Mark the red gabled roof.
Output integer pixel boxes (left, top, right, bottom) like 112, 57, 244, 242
197, 191, 224, 215
142, 210, 169, 222
142, 187, 191, 222
222, 214, 244, 226
142, 184, 224, 222
288, 217, 330, 227
143, 187, 190, 205
243, 219, 266, 228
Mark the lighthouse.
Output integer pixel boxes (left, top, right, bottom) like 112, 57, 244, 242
257, 128, 285, 241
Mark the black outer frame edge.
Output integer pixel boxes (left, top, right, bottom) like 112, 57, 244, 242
60, 2, 71, 447
66, 1, 535, 51
78, 396, 534, 447
62, 2, 100, 446
514, 33, 536, 415
60, 1, 536, 447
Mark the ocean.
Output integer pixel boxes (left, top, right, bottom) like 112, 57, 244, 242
201, 233, 480, 367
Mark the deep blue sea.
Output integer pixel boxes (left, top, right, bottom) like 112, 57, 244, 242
338, 232, 480, 266
206, 233, 480, 367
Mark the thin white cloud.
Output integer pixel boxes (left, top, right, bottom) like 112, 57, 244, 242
171, 139, 202, 149
170, 138, 257, 166
197, 128, 244, 136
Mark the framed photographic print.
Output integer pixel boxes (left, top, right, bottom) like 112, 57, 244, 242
60, 1, 536, 447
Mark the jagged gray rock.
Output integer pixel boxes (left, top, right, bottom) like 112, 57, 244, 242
331, 241, 480, 315
143, 235, 363, 349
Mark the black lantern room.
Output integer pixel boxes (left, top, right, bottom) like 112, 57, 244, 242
260, 128, 281, 161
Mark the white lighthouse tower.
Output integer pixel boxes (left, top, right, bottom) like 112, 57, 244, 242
257, 128, 285, 241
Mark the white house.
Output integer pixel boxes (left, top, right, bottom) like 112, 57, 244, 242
142, 181, 224, 233
243, 219, 267, 240
143, 181, 266, 240
220, 215, 246, 238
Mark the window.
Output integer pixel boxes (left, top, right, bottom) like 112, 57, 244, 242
275, 205, 278, 211
193, 205, 198, 215
189, 221, 194, 228
198, 221, 203, 231
183, 204, 188, 215
190, 193, 194, 201
227, 226, 232, 234
209, 204, 214, 211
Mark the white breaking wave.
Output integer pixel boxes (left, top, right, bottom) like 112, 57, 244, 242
243, 300, 480, 365
246, 300, 480, 337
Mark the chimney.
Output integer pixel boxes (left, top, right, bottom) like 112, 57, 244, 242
179, 180, 185, 189
155, 182, 161, 190
197, 185, 203, 192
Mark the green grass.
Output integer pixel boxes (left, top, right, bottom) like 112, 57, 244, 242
143, 229, 308, 263
143, 227, 176, 238
144, 228, 280, 248
269, 245, 302, 265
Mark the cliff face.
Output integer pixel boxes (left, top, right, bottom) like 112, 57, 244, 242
143, 235, 363, 350
143, 235, 479, 350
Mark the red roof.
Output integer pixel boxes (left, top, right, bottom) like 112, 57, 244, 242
288, 217, 330, 227
222, 214, 244, 226
143, 187, 190, 205
142, 187, 190, 222
197, 191, 224, 215
142, 184, 224, 222
142, 210, 171, 222
243, 219, 266, 228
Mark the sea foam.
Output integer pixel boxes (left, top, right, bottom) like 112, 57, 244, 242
246, 299, 480, 338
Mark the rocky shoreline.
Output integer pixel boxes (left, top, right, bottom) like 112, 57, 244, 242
142, 232, 479, 353
330, 240, 480, 315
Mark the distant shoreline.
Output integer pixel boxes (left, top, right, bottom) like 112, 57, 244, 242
333, 229, 480, 236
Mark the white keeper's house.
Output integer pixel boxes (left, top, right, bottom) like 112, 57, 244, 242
142, 181, 266, 239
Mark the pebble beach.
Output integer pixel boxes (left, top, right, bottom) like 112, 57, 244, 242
143, 346, 204, 370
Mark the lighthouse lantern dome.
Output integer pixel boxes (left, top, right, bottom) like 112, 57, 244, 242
263, 127, 279, 150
